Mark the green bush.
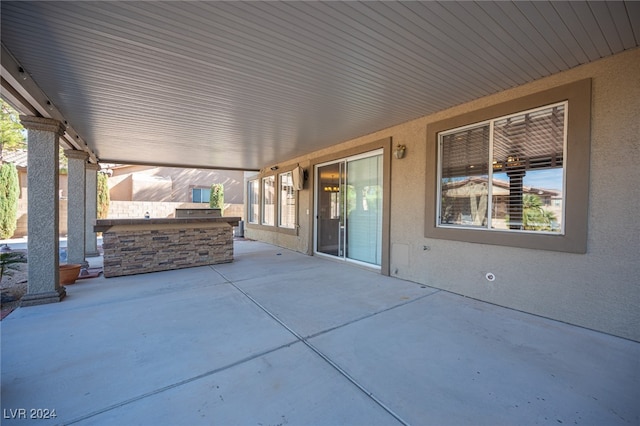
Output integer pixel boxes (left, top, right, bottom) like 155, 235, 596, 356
0, 162, 19, 239
209, 183, 224, 210
97, 171, 110, 219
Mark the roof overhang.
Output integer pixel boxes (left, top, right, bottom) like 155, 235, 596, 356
1, 1, 638, 170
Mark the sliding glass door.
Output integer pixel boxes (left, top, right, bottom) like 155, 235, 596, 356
315, 150, 383, 267
316, 161, 344, 257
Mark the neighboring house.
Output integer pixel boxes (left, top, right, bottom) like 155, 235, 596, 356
440, 177, 561, 230
3, 153, 246, 237
3, 149, 69, 238
104, 164, 245, 219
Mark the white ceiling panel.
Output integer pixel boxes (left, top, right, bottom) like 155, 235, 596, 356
1, 1, 638, 170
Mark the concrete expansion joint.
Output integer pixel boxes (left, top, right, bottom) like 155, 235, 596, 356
214, 269, 411, 426
63, 340, 298, 425
304, 290, 440, 341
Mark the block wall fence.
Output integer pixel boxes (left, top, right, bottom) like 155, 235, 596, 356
10, 200, 244, 238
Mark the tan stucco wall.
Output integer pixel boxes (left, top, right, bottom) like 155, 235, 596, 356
108, 174, 133, 201
109, 165, 244, 204
12, 169, 69, 238
244, 165, 313, 255
246, 48, 640, 341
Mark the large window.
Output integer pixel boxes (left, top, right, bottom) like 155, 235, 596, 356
261, 176, 275, 226
425, 79, 591, 253
247, 179, 259, 224
438, 103, 566, 234
192, 187, 210, 203
279, 171, 296, 229
247, 170, 299, 232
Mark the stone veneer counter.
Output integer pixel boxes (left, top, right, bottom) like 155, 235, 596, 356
95, 217, 240, 278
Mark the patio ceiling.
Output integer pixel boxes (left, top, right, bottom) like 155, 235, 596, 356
1, 1, 638, 171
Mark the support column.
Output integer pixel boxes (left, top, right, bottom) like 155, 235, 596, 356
65, 149, 89, 268
19, 116, 66, 306
507, 169, 525, 230
85, 163, 101, 257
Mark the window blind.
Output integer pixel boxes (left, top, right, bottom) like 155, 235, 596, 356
438, 102, 566, 233
440, 124, 490, 227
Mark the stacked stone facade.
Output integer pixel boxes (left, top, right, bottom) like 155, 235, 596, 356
102, 224, 233, 278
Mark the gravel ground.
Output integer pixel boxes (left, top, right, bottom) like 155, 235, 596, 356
1, 251, 104, 319
1, 255, 28, 318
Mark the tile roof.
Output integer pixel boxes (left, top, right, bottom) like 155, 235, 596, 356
1, 149, 28, 168
2, 149, 68, 170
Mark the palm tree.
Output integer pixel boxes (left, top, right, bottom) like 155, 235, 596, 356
522, 194, 557, 231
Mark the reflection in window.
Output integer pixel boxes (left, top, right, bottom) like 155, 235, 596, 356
261, 176, 275, 226
247, 180, 259, 224
439, 103, 565, 233
279, 171, 296, 229
439, 124, 490, 227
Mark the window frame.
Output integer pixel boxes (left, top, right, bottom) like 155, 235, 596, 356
247, 179, 259, 224
425, 79, 591, 253
191, 187, 211, 204
436, 101, 567, 234
246, 167, 300, 235
278, 170, 296, 229
261, 175, 276, 226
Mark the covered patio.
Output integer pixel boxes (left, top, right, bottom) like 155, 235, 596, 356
2, 240, 638, 425
1, 1, 639, 342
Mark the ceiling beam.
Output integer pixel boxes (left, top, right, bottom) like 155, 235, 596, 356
1, 43, 99, 164
98, 157, 259, 172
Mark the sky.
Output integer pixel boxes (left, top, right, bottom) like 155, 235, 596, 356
493, 168, 564, 192
522, 169, 564, 191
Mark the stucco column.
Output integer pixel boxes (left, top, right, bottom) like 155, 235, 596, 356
85, 163, 101, 257
65, 149, 89, 268
19, 116, 66, 306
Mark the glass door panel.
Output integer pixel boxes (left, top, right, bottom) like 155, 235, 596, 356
316, 162, 344, 256
346, 155, 383, 265
315, 150, 383, 267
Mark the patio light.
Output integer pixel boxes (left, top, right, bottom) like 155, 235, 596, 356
394, 144, 406, 159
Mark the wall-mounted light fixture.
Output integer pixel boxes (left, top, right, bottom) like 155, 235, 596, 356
394, 144, 406, 159
18, 66, 27, 80
270, 166, 279, 171
46, 100, 54, 111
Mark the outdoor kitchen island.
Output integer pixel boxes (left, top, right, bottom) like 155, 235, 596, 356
94, 217, 240, 278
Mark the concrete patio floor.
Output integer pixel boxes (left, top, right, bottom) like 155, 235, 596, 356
1, 240, 638, 425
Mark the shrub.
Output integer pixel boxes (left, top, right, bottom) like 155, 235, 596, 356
209, 183, 224, 210
97, 171, 110, 219
0, 162, 19, 239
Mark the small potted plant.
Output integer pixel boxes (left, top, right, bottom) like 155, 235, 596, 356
59, 264, 82, 285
